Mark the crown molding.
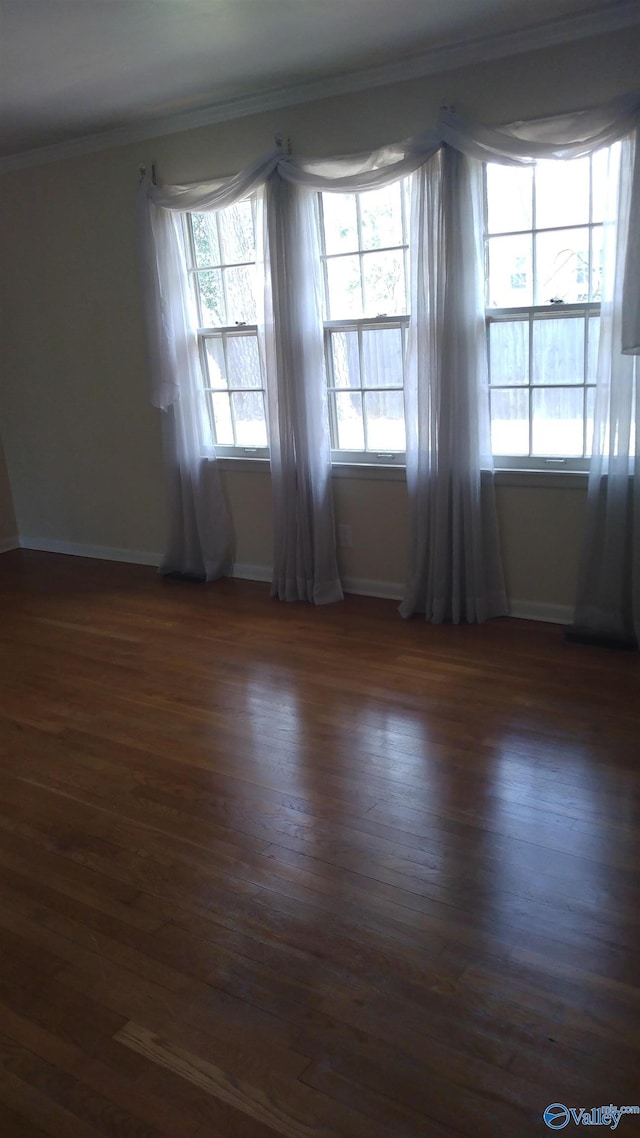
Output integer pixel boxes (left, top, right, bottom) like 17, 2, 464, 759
1, 2, 638, 175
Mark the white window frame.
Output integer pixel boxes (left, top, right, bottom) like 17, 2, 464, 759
185, 204, 269, 460
319, 185, 410, 465
484, 157, 604, 473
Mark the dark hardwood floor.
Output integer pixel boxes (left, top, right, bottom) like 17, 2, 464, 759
0, 549, 639, 1138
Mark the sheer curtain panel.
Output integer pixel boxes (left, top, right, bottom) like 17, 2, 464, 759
137, 189, 233, 579
262, 173, 343, 603
138, 152, 343, 598
442, 93, 640, 646
572, 134, 639, 648
400, 147, 507, 622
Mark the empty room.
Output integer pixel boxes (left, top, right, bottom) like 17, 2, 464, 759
0, 2, 639, 1136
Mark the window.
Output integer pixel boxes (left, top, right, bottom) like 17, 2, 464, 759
484, 151, 611, 470
185, 158, 614, 473
319, 182, 410, 462
187, 199, 269, 457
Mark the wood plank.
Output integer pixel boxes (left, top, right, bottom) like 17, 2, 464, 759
0, 550, 639, 1138
114, 1021, 415, 1138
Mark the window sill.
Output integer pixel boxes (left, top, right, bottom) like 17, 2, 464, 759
493, 468, 588, 490
216, 455, 589, 490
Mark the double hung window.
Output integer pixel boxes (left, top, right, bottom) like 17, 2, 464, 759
319, 182, 410, 463
186, 199, 269, 457
485, 151, 612, 469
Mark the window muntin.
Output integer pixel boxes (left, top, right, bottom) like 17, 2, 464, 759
320, 182, 410, 461
187, 201, 268, 456
485, 151, 611, 468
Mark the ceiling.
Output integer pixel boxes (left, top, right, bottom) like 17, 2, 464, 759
0, 0, 638, 165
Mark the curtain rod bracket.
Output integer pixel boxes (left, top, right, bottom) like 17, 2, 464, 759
274, 133, 292, 156
139, 162, 158, 184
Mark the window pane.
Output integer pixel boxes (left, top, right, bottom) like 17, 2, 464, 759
532, 317, 584, 386
532, 388, 584, 456
322, 193, 358, 255
362, 250, 406, 316
490, 389, 529, 455
191, 213, 221, 268
587, 315, 600, 380
535, 228, 590, 304
198, 269, 225, 325
210, 392, 233, 445
364, 391, 406, 451
487, 235, 532, 307
489, 320, 528, 386
219, 200, 255, 263
360, 183, 403, 250
326, 256, 362, 318
361, 327, 403, 388
330, 330, 360, 388
226, 334, 261, 389
203, 337, 227, 388
335, 391, 364, 450
486, 164, 532, 234
231, 391, 267, 447
535, 157, 590, 229
224, 265, 256, 324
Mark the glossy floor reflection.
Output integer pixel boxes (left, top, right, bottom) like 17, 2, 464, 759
0, 550, 639, 1138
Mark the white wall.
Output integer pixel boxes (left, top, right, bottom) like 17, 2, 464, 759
0, 26, 637, 612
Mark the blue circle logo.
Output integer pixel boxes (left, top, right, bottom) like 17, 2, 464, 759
543, 1104, 570, 1129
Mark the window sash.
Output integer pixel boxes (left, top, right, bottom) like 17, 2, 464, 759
487, 304, 599, 467
325, 316, 408, 460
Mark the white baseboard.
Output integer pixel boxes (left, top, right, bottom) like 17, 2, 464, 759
12, 541, 573, 625
19, 536, 162, 567
508, 599, 574, 625
342, 576, 404, 601
231, 565, 404, 601
231, 562, 272, 584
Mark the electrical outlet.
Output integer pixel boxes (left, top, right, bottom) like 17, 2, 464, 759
338, 523, 353, 548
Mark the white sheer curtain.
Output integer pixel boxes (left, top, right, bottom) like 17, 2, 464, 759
273, 140, 437, 603
136, 153, 279, 579
400, 146, 507, 622
138, 151, 344, 599
282, 138, 506, 623
261, 173, 342, 602
442, 90, 640, 645
136, 191, 230, 579
573, 135, 639, 647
